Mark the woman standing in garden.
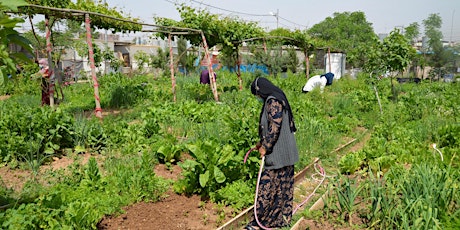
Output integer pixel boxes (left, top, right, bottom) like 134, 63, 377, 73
246, 77, 299, 229
38, 58, 50, 106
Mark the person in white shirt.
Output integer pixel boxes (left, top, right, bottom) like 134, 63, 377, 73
302, 72, 335, 93
302, 75, 327, 93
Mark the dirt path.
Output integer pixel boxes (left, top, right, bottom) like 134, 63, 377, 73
0, 95, 11, 101
0, 154, 236, 230
97, 163, 236, 230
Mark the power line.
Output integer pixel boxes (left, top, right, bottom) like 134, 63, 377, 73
191, 1, 308, 28
278, 15, 308, 29
188, 0, 271, 17
165, 0, 309, 29
163, 0, 177, 5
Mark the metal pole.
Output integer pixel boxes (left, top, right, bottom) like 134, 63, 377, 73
276, 9, 279, 29
450, 10, 455, 47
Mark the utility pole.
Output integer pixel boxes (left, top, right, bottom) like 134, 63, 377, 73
276, 9, 279, 29
450, 10, 455, 47
270, 9, 279, 29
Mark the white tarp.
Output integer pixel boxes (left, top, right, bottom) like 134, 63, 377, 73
324, 53, 346, 80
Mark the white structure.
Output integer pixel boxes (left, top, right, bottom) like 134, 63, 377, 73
324, 52, 346, 79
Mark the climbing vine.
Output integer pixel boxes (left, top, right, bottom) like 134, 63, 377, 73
19, 0, 142, 33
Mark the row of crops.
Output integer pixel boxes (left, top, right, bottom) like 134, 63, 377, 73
0, 71, 459, 229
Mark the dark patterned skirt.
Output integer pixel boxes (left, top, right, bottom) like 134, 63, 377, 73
248, 165, 295, 228
41, 77, 50, 106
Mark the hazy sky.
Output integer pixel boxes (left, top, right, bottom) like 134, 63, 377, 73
103, 0, 460, 42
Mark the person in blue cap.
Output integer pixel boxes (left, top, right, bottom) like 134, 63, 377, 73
302, 72, 334, 93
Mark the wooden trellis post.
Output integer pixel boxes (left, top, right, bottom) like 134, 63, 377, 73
305, 51, 310, 79
263, 39, 267, 53
236, 48, 243, 91
45, 16, 55, 107
200, 32, 219, 102
168, 33, 176, 102
85, 13, 103, 119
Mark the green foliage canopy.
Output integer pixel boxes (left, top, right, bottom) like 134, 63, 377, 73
19, 0, 142, 33
362, 29, 416, 76
422, 13, 454, 73
268, 28, 314, 54
382, 29, 416, 74
308, 11, 378, 67
154, 5, 265, 51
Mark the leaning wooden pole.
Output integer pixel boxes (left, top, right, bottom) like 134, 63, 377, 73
85, 13, 103, 119
305, 51, 310, 79
168, 33, 176, 102
200, 32, 219, 102
236, 47, 243, 91
45, 15, 55, 107
263, 39, 267, 53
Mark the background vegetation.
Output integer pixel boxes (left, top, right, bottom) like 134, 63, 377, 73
1, 0, 459, 229
1, 69, 459, 229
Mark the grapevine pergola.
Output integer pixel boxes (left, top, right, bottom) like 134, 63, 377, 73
15, 3, 320, 119
15, 3, 221, 117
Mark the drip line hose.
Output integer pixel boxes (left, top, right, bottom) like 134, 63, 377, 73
244, 147, 329, 230
432, 143, 444, 161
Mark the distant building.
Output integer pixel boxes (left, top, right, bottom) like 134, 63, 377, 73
378, 33, 388, 41
58, 33, 177, 78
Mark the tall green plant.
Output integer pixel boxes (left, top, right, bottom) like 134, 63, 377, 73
174, 139, 238, 198
0, 0, 33, 86
334, 176, 364, 226
133, 50, 150, 73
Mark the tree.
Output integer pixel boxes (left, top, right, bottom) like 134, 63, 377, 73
363, 29, 416, 101
423, 13, 452, 79
150, 47, 170, 77
176, 37, 197, 76
404, 22, 420, 45
382, 30, 416, 75
289, 30, 315, 77
402, 22, 422, 77
133, 50, 150, 73
423, 14, 443, 52
286, 47, 299, 73
248, 42, 284, 76
308, 11, 378, 68
23, 19, 88, 67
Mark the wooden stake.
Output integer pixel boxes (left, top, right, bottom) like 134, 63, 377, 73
200, 32, 219, 102
85, 13, 103, 119
45, 16, 55, 107
168, 33, 176, 102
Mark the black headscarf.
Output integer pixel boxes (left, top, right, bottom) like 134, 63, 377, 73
251, 77, 297, 133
